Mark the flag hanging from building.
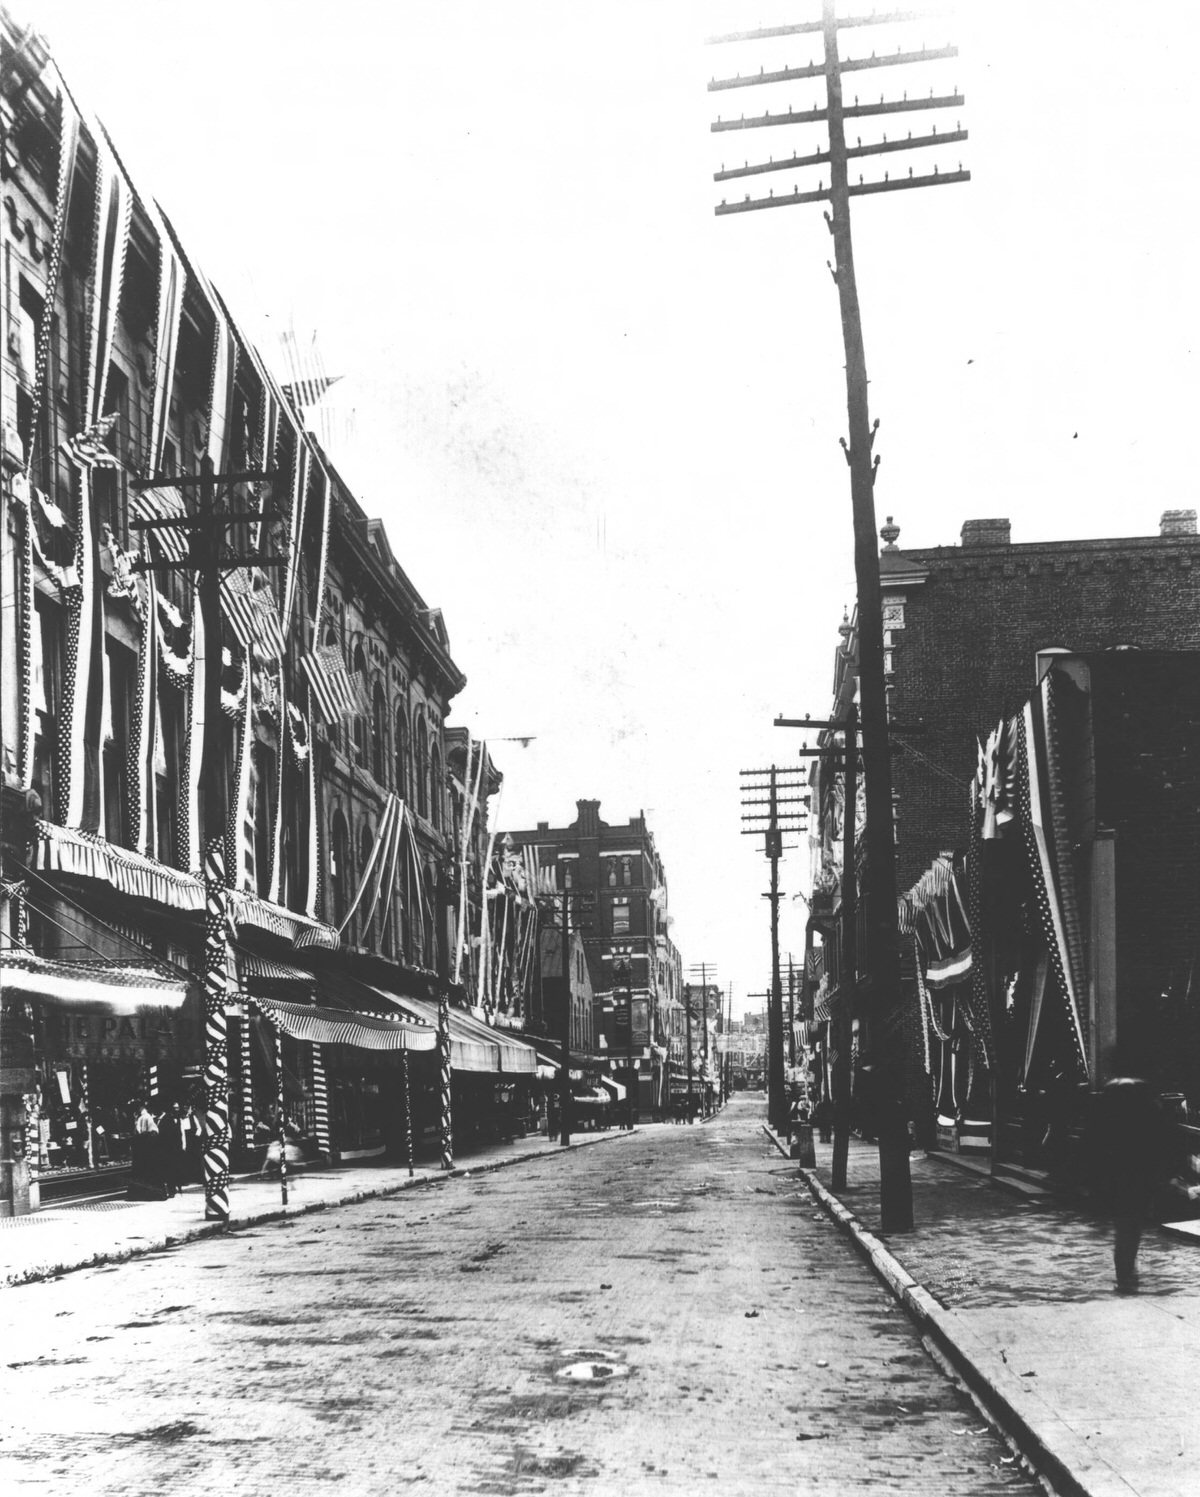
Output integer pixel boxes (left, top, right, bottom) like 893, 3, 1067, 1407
221, 567, 286, 661
129, 486, 189, 564
300, 643, 367, 724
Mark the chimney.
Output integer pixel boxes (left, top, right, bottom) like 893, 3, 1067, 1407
1160, 509, 1197, 537
961, 518, 1011, 547
575, 799, 601, 837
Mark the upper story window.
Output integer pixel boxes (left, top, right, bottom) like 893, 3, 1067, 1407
372, 682, 387, 783
415, 714, 429, 819
612, 896, 630, 935
622, 856, 632, 887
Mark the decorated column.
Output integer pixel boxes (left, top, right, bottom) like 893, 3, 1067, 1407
401, 1046, 414, 1178
240, 999, 255, 1155
311, 1043, 331, 1161
202, 841, 231, 1220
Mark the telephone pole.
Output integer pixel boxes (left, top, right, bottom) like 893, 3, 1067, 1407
711, 4, 968, 1232
688, 962, 716, 1118
131, 454, 280, 1222
740, 766, 808, 1132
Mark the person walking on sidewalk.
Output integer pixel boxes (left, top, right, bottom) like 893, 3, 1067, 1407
1084, 1071, 1178, 1294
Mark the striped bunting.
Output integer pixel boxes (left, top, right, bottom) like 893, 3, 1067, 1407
221, 567, 286, 660
130, 486, 189, 563
252, 993, 437, 1053
300, 643, 368, 724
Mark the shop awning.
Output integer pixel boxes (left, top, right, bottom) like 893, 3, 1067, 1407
250, 993, 437, 1053
361, 988, 537, 1074
599, 1076, 627, 1101
0, 950, 190, 1013
35, 821, 339, 950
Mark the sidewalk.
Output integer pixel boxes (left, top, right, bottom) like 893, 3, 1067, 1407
0, 1126, 636, 1289
770, 1127, 1200, 1497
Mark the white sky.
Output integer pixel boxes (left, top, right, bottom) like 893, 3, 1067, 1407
21, 1, 1200, 1017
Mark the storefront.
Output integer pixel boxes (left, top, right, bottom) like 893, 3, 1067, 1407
0, 950, 198, 1205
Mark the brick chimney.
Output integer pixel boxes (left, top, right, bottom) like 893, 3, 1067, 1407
575, 799, 601, 837
961, 518, 1011, 547
1160, 509, 1197, 537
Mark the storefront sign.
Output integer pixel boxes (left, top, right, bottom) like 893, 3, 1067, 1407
45, 1006, 194, 1062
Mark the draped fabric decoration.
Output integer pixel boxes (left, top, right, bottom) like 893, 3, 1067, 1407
304, 734, 320, 921
376, 799, 406, 951
133, 561, 159, 857
18, 73, 80, 792
454, 735, 484, 985
1016, 698, 1089, 1078
336, 795, 403, 939
222, 568, 286, 661
60, 417, 121, 833
37, 818, 204, 912
281, 443, 310, 631
475, 783, 504, 1016
268, 683, 289, 906
300, 643, 368, 724
229, 649, 257, 893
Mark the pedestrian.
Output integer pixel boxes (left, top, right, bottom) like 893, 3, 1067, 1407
1083, 1068, 1179, 1294
157, 1101, 186, 1197
815, 1095, 834, 1145
129, 1098, 166, 1200
185, 1101, 206, 1184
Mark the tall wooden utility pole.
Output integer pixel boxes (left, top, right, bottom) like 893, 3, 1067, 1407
711, 5, 968, 1232
131, 455, 279, 1223
740, 766, 808, 1132
688, 962, 716, 1118
559, 882, 573, 1146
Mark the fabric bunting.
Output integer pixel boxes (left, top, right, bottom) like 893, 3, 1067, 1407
221, 567, 286, 661
129, 486, 190, 563
300, 644, 368, 724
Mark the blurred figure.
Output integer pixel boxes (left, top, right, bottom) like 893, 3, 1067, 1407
1084, 1073, 1178, 1294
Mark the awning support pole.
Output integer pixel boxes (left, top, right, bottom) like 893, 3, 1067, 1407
312, 1043, 331, 1162
275, 1027, 288, 1208
202, 840, 232, 1221
240, 1006, 255, 1155
402, 1046, 414, 1177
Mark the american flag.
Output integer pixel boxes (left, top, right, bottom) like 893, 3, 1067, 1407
129, 485, 190, 563
61, 413, 120, 470
301, 644, 368, 724
221, 567, 286, 660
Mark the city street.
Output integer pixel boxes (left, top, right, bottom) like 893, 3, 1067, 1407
1, 1098, 1037, 1495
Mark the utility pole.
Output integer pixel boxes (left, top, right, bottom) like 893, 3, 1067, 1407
684, 975, 695, 1122
711, 6, 968, 1233
613, 956, 635, 1129
740, 766, 808, 1133
724, 984, 734, 1103
560, 881, 572, 1146
131, 454, 279, 1223
688, 962, 716, 1119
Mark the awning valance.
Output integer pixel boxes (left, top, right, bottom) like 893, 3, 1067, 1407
226, 951, 318, 989
0, 950, 190, 1013
250, 993, 437, 1053
35, 821, 339, 950
599, 1076, 627, 1101
363, 988, 537, 1074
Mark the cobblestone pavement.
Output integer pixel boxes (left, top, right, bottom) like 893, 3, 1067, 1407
819, 1139, 1198, 1309
1, 1097, 1038, 1496
803, 1134, 1200, 1497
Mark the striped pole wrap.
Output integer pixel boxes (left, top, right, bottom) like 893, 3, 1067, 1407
402, 1046, 414, 1177
25, 1085, 41, 1171
240, 998, 255, 1155
17, 481, 34, 791
202, 839, 231, 1221
147, 1063, 159, 1105
80, 1062, 93, 1167
438, 985, 453, 1171
311, 1043, 331, 1161
275, 1027, 288, 1208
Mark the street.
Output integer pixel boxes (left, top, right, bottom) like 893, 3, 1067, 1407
2, 1098, 1038, 1495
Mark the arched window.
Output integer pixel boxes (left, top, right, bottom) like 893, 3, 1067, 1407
352, 642, 368, 766
330, 810, 350, 930
429, 739, 442, 830
372, 682, 387, 783
607, 861, 617, 888
358, 822, 374, 949
416, 714, 429, 820
394, 705, 409, 803
423, 860, 436, 966
324, 626, 342, 753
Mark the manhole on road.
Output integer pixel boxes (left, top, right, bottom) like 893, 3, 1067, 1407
555, 1361, 630, 1383
552, 1347, 632, 1384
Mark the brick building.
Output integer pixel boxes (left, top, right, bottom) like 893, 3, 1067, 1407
502, 801, 683, 1116
877, 511, 1200, 889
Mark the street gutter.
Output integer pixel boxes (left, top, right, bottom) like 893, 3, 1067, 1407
762, 1123, 1095, 1497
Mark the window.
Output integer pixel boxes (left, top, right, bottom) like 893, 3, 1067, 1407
358, 823, 374, 948
394, 705, 408, 802
607, 861, 617, 888
32, 594, 64, 823
429, 740, 442, 830
352, 642, 368, 766
253, 744, 276, 898
622, 856, 632, 887
612, 896, 630, 935
103, 641, 135, 848
415, 715, 429, 819
372, 682, 387, 783
330, 811, 350, 930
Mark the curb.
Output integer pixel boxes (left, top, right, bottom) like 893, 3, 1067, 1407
3, 1127, 636, 1289
761, 1124, 1098, 1497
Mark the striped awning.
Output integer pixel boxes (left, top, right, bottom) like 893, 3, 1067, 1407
35, 821, 339, 950
250, 993, 437, 1053
362, 987, 537, 1075
227, 952, 317, 989
0, 951, 190, 1013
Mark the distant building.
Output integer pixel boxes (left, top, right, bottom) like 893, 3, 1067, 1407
502, 800, 682, 1115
